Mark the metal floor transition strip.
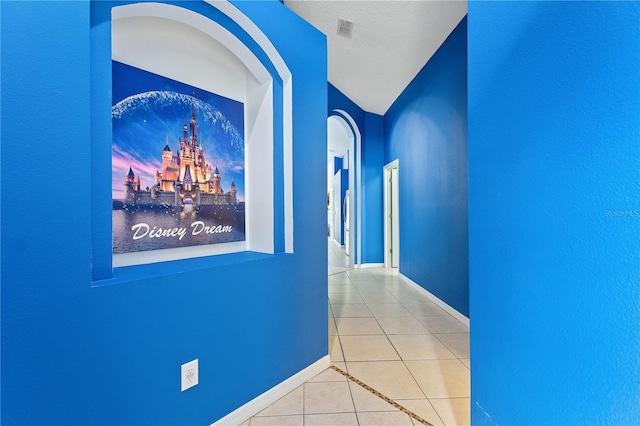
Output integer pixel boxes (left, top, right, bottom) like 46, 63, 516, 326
329, 365, 434, 426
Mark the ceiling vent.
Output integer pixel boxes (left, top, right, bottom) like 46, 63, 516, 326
337, 18, 354, 38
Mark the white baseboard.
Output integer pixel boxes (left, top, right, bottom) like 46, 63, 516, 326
357, 263, 384, 269
398, 273, 470, 328
211, 355, 330, 426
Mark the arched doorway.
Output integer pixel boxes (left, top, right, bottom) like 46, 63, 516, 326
327, 110, 361, 270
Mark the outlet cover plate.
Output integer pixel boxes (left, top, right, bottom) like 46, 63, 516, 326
181, 359, 199, 392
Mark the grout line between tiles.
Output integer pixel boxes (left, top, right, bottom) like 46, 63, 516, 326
335, 333, 347, 365
344, 368, 360, 425
330, 365, 435, 426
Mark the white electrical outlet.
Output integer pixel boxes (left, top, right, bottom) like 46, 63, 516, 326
181, 359, 199, 392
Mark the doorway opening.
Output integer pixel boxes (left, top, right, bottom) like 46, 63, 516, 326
384, 160, 399, 268
327, 113, 359, 270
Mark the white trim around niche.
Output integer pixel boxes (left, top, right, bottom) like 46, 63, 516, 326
208, 1, 293, 254
111, 1, 293, 267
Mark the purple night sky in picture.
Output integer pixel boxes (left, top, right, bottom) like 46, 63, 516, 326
112, 61, 244, 201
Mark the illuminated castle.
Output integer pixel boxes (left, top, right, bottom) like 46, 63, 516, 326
123, 105, 238, 208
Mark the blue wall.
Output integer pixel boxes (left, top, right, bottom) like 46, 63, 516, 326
328, 84, 385, 265
1, 1, 328, 424
361, 113, 385, 264
469, 2, 640, 424
384, 17, 469, 316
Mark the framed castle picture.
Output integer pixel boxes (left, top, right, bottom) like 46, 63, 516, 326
111, 61, 245, 258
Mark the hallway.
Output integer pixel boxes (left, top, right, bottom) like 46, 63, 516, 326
328, 238, 351, 276
246, 244, 470, 425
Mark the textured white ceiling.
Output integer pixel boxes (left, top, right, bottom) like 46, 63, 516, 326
284, 0, 467, 115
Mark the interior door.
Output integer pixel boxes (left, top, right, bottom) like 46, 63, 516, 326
344, 189, 350, 256
332, 171, 342, 244
391, 167, 399, 268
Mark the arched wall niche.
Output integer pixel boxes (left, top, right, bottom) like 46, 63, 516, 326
97, 1, 293, 273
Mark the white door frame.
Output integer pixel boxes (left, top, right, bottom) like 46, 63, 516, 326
384, 160, 399, 268
332, 170, 342, 245
328, 187, 335, 240
329, 110, 361, 267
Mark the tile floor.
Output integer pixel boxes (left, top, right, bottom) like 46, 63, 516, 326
245, 241, 470, 425
328, 238, 352, 275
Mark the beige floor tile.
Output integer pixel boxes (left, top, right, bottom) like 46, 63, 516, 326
388, 334, 457, 360
249, 415, 303, 426
375, 315, 430, 335
346, 276, 374, 284
375, 272, 402, 282
340, 335, 400, 361
367, 303, 413, 317
348, 381, 398, 412
331, 303, 373, 318
376, 282, 404, 291
383, 279, 407, 290
240, 420, 251, 426
370, 266, 397, 274
405, 360, 470, 398
254, 386, 303, 417
395, 399, 444, 426
433, 333, 470, 359
331, 266, 350, 275
307, 368, 347, 383
329, 283, 359, 294
329, 263, 347, 272
401, 301, 449, 317
459, 358, 470, 369
415, 315, 469, 334
360, 291, 400, 304
304, 413, 358, 425
385, 289, 426, 303
329, 292, 365, 304
304, 381, 355, 414
429, 398, 470, 426
376, 280, 403, 289
332, 361, 347, 372
353, 281, 387, 290
346, 361, 425, 399
357, 410, 414, 425
328, 275, 351, 285
349, 279, 380, 287
336, 317, 384, 335
372, 270, 400, 279
329, 316, 337, 336
346, 269, 374, 278
330, 334, 344, 362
